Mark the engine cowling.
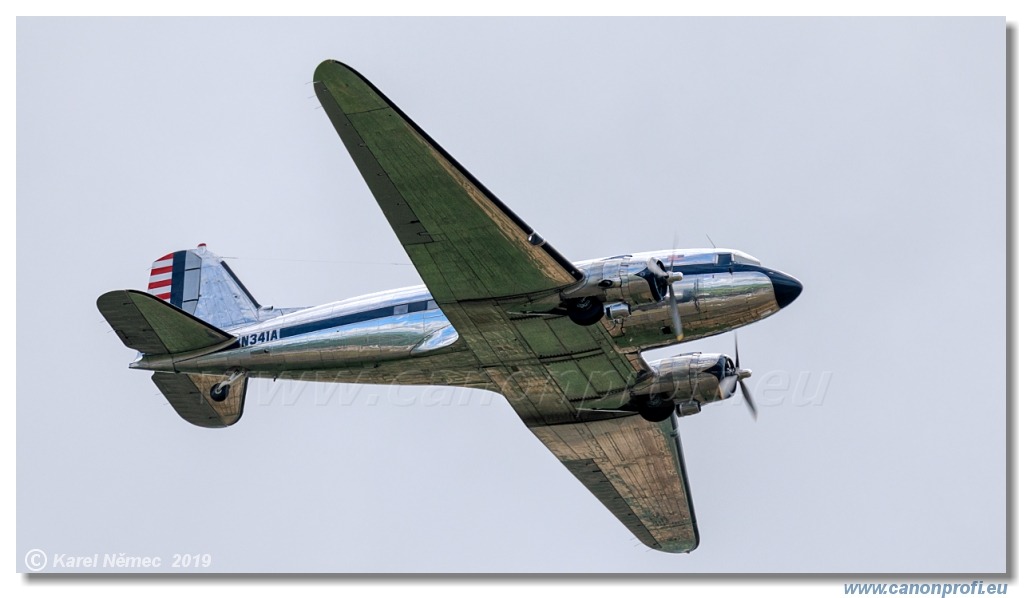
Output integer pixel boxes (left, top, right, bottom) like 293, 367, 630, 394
629, 352, 737, 420
560, 256, 668, 312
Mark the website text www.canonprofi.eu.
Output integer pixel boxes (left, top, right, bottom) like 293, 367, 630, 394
843, 582, 1008, 597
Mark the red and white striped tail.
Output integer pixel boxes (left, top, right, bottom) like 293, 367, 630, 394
148, 252, 175, 301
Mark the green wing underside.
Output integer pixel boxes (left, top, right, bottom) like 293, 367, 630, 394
533, 416, 699, 553
313, 60, 579, 302
314, 60, 698, 553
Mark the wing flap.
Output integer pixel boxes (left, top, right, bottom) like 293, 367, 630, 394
532, 415, 699, 553
440, 301, 637, 425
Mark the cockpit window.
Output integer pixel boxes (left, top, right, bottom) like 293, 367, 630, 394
732, 251, 761, 266
671, 251, 760, 267
679, 254, 716, 265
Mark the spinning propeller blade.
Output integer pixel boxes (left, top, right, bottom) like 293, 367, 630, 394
732, 334, 758, 420
647, 256, 684, 342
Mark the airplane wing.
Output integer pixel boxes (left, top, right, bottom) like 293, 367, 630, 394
533, 415, 699, 552
314, 60, 698, 553
313, 61, 580, 302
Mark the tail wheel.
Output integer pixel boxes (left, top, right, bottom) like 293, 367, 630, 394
210, 384, 230, 402
566, 296, 605, 326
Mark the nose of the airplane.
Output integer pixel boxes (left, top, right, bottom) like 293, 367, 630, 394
767, 271, 803, 309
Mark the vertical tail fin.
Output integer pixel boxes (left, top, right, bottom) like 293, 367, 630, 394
147, 244, 260, 330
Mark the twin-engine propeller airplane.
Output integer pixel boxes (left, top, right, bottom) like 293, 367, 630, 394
97, 61, 802, 553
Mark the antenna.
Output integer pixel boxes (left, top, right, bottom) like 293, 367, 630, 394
705, 234, 717, 248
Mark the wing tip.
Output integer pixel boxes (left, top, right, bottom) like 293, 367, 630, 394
96, 289, 129, 309
314, 59, 359, 82
655, 537, 700, 554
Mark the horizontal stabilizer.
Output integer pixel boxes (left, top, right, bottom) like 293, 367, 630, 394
97, 290, 234, 355
152, 372, 247, 428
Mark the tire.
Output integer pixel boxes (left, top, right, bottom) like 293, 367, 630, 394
567, 296, 605, 326
637, 394, 676, 422
210, 384, 230, 402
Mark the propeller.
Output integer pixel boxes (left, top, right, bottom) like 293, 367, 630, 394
647, 256, 684, 341
720, 334, 757, 420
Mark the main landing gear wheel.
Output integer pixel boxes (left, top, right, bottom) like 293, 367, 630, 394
566, 296, 605, 326
210, 384, 230, 402
636, 394, 676, 422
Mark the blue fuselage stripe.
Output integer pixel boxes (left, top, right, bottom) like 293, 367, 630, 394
277, 301, 434, 340
259, 264, 771, 341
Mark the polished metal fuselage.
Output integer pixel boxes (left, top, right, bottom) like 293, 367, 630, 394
135, 248, 791, 393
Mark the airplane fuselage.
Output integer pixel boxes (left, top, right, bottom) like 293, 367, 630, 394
133, 248, 801, 400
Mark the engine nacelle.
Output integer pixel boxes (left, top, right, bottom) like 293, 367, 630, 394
630, 352, 738, 419
560, 256, 667, 310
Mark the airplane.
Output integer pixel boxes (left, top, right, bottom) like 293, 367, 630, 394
96, 60, 802, 554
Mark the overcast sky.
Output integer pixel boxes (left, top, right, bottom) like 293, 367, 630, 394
17, 17, 1005, 573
